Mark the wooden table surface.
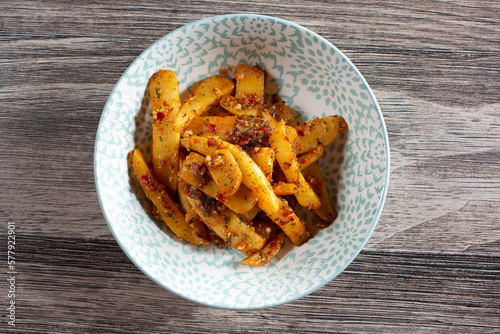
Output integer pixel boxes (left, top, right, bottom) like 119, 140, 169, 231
1, 1, 499, 333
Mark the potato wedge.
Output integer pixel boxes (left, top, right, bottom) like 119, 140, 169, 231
272, 182, 300, 196
234, 64, 265, 105
269, 102, 297, 126
183, 116, 237, 140
247, 147, 275, 181
180, 135, 220, 156
205, 149, 242, 196
174, 75, 235, 132
270, 120, 321, 210
132, 149, 208, 245
303, 163, 337, 225
181, 136, 281, 213
178, 156, 193, 214
179, 183, 265, 255
259, 110, 278, 128
239, 205, 261, 224
148, 70, 181, 195
179, 152, 258, 214
297, 145, 324, 170
225, 141, 281, 213
261, 198, 310, 246
220, 95, 260, 116
241, 231, 286, 266
295, 115, 348, 155
247, 212, 278, 242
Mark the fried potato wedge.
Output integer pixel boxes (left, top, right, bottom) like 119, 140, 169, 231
133, 149, 208, 245
297, 145, 324, 170
269, 102, 297, 126
183, 116, 237, 140
234, 64, 265, 105
148, 69, 181, 195
241, 231, 286, 267
181, 136, 282, 213
295, 115, 348, 155
179, 152, 257, 214
272, 182, 300, 196
220, 95, 260, 116
174, 75, 235, 132
179, 183, 265, 255
247, 147, 275, 181
261, 198, 310, 246
303, 163, 337, 225
270, 120, 321, 210
205, 149, 242, 196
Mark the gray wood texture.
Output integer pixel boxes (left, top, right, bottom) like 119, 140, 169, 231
1, 0, 499, 332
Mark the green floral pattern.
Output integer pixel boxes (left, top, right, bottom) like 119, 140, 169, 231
95, 14, 389, 309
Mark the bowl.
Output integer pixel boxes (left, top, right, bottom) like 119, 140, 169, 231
95, 14, 389, 309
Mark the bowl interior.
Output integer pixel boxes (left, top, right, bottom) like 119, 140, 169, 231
95, 14, 389, 309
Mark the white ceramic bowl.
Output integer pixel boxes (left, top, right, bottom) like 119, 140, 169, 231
95, 14, 389, 309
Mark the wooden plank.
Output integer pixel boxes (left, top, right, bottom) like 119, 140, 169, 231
6, 234, 499, 333
1, 0, 499, 332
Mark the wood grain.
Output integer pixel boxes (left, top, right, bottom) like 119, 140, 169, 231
6, 235, 500, 333
0, 0, 499, 332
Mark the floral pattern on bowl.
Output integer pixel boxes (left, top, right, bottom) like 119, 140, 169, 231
94, 14, 389, 309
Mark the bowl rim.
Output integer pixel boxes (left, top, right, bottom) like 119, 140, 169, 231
94, 13, 390, 309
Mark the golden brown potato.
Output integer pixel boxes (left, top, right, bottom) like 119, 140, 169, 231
174, 75, 235, 132
178, 152, 258, 214
182, 116, 237, 140
148, 70, 181, 195
181, 136, 282, 214
220, 95, 261, 117
247, 147, 275, 181
241, 231, 286, 266
179, 183, 265, 255
234, 64, 265, 105
262, 198, 310, 246
269, 102, 298, 126
133, 149, 208, 245
303, 163, 337, 226
205, 149, 242, 196
272, 182, 300, 196
297, 145, 324, 170
295, 116, 348, 155
270, 120, 321, 210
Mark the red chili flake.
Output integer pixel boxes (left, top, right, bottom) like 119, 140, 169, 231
140, 175, 152, 186
297, 129, 305, 136
249, 95, 260, 107
269, 241, 279, 250
217, 193, 227, 203
194, 138, 200, 144
277, 218, 288, 226
156, 112, 165, 120
238, 138, 249, 146
282, 211, 291, 218
207, 123, 217, 133
208, 137, 217, 146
